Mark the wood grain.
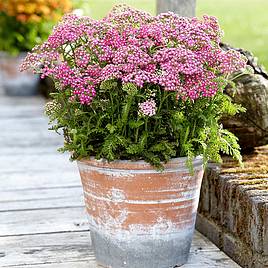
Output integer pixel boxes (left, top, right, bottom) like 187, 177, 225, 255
0, 171, 80, 191
0, 186, 84, 211
0, 207, 89, 236
0, 231, 239, 267
0, 154, 76, 173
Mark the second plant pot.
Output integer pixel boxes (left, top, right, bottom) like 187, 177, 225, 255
0, 52, 39, 96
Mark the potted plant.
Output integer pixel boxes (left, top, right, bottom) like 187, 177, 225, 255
0, 0, 72, 96
21, 5, 246, 267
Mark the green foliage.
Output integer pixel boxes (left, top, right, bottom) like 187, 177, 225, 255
45, 78, 245, 170
0, 12, 54, 54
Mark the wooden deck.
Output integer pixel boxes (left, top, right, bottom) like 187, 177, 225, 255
0, 91, 241, 267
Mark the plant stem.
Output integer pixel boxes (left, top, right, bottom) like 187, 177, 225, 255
122, 94, 133, 135
135, 128, 139, 143
191, 120, 196, 138
109, 91, 114, 124
145, 117, 148, 132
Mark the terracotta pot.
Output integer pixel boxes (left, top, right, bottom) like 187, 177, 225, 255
0, 52, 39, 96
77, 156, 204, 268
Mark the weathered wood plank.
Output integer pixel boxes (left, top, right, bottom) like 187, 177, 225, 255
0, 232, 95, 267
0, 185, 82, 200
0, 136, 62, 149
0, 138, 61, 149
0, 198, 83, 212
0, 207, 89, 236
0, 101, 44, 109
0, 154, 76, 173
0, 117, 60, 145
1, 117, 49, 130
0, 117, 62, 148
0, 106, 44, 119
0, 170, 80, 191
1, 262, 97, 268
0, 129, 55, 137
0, 186, 84, 211
1, 252, 240, 268
1, 231, 215, 250
3, 262, 236, 268
0, 231, 240, 267
186, 250, 240, 267
0, 146, 62, 156
0, 96, 45, 106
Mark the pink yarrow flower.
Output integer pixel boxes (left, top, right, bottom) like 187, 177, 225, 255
138, 99, 157, 117
20, 5, 247, 105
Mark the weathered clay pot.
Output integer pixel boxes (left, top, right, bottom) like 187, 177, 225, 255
0, 52, 39, 96
77, 157, 204, 268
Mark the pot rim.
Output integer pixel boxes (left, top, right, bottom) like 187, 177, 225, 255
77, 155, 203, 171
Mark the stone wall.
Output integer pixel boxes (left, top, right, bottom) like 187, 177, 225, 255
197, 146, 268, 268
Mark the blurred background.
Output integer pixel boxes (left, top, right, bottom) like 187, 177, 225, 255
77, 0, 268, 70
0, 0, 267, 68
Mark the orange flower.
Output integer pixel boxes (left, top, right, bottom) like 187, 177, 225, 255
16, 4, 25, 13
24, 3, 37, 14
29, 14, 41, 23
16, 14, 27, 23
1, 0, 72, 23
39, 5, 50, 15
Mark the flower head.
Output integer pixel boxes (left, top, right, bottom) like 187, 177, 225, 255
138, 99, 157, 117
21, 5, 246, 105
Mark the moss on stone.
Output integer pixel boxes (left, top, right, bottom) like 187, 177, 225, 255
221, 145, 268, 177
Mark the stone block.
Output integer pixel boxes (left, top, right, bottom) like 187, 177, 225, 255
198, 163, 221, 219
198, 155, 268, 267
263, 203, 268, 256
223, 233, 253, 268
198, 169, 210, 213
255, 259, 268, 268
195, 214, 221, 247
219, 174, 240, 232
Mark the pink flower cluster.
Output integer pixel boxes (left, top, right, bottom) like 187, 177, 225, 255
138, 99, 157, 117
21, 5, 246, 105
